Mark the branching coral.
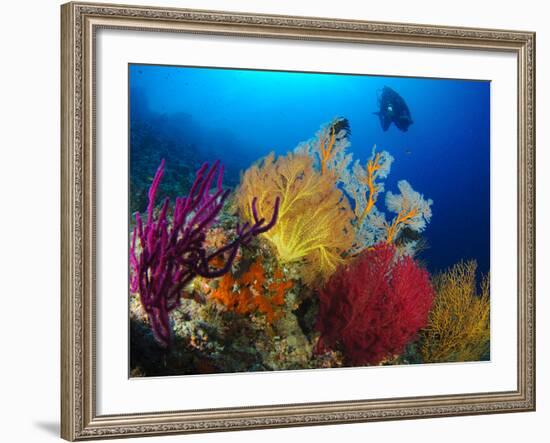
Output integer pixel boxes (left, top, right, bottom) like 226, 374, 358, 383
350, 206, 388, 252
316, 243, 434, 366
236, 152, 354, 285
384, 180, 433, 244
295, 117, 352, 179
209, 260, 293, 324
130, 159, 279, 347
420, 261, 490, 363
339, 145, 394, 253
295, 119, 432, 257
342, 145, 394, 226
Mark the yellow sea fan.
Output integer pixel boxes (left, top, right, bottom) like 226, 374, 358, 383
236, 152, 354, 285
421, 260, 490, 363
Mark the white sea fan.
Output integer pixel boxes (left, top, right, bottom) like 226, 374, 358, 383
294, 118, 353, 178
385, 180, 433, 232
370, 145, 394, 180
350, 206, 388, 253
398, 240, 420, 258
341, 146, 394, 220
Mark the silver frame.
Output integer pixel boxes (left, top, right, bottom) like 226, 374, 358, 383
61, 2, 536, 440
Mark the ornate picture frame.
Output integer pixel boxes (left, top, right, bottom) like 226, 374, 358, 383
61, 1, 535, 440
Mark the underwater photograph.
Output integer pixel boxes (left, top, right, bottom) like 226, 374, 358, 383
128, 64, 490, 377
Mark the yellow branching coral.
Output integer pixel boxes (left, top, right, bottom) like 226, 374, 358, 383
236, 152, 354, 285
421, 261, 490, 363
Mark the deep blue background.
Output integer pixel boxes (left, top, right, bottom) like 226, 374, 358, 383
129, 64, 490, 278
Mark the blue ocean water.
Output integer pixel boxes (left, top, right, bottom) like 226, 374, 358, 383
129, 64, 490, 278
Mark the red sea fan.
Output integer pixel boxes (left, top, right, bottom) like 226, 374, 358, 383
316, 243, 434, 366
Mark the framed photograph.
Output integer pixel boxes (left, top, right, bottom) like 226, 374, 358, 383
61, 1, 536, 440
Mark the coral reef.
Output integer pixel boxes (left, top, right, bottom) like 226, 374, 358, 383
130, 249, 329, 375
128, 115, 486, 376
236, 152, 354, 285
420, 261, 490, 363
129, 118, 201, 215
296, 120, 432, 258
316, 243, 434, 366
130, 159, 279, 347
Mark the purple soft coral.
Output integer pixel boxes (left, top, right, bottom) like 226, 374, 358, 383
193, 160, 225, 230
130, 159, 279, 348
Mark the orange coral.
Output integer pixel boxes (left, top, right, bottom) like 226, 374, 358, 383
385, 207, 420, 243
236, 152, 354, 285
308, 117, 351, 180
383, 180, 432, 244
209, 260, 293, 324
353, 148, 385, 225
298, 118, 351, 179
318, 125, 337, 175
